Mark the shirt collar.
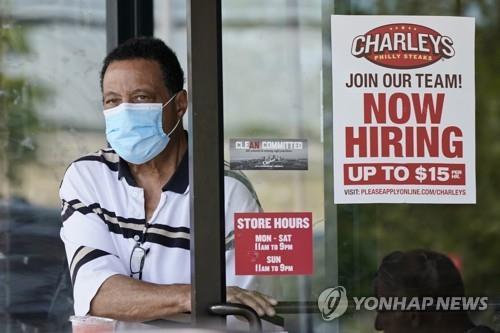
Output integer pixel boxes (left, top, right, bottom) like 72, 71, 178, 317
161, 151, 188, 194
117, 136, 189, 194
117, 157, 139, 187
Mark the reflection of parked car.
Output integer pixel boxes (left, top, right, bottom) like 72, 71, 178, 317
0, 198, 73, 333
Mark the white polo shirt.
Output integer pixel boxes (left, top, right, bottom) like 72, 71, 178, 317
59, 146, 261, 316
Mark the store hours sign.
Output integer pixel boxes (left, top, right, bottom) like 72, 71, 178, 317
331, 15, 476, 204
234, 212, 313, 275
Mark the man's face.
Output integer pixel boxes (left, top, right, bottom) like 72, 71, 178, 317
102, 58, 184, 135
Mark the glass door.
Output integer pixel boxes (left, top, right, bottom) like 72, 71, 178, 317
221, 0, 327, 331
220, 0, 500, 332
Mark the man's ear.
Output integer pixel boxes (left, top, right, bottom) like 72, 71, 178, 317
175, 89, 188, 118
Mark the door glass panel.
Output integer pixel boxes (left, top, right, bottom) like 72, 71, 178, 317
334, 1, 499, 332
222, 0, 326, 331
0, 1, 106, 332
222, 0, 500, 332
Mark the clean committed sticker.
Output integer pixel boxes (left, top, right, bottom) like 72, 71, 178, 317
229, 139, 308, 170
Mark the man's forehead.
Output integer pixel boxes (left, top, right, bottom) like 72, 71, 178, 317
107, 58, 160, 70
103, 58, 165, 92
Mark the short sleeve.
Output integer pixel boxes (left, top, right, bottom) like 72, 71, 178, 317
60, 163, 128, 315
223, 173, 262, 289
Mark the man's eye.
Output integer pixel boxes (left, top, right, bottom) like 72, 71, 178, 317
105, 99, 119, 106
136, 95, 150, 102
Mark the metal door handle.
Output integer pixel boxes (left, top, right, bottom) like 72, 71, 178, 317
209, 303, 263, 333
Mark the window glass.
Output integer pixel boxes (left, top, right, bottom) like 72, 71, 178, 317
222, 0, 325, 331
0, 0, 498, 332
0, 1, 105, 331
154, 0, 188, 127
221, 0, 500, 332
333, 1, 499, 332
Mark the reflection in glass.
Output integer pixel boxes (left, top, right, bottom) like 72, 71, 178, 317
375, 250, 493, 333
0, 1, 105, 331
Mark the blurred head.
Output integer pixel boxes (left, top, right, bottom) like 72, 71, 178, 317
373, 249, 473, 333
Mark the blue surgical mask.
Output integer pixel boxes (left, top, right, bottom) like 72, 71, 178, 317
104, 94, 180, 164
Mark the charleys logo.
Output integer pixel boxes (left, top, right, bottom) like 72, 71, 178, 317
351, 23, 455, 69
317, 286, 348, 321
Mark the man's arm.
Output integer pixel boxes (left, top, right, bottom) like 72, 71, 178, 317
90, 276, 276, 321
90, 275, 190, 321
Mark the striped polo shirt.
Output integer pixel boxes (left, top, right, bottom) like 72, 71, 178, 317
59, 145, 261, 316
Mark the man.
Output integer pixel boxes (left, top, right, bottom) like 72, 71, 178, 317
59, 37, 277, 322
374, 250, 492, 333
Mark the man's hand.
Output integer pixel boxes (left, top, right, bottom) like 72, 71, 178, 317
226, 286, 278, 317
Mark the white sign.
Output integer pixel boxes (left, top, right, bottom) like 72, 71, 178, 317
331, 15, 476, 204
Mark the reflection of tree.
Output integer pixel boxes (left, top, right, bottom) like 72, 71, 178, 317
0, 12, 48, 194
337, 1, 500, 300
